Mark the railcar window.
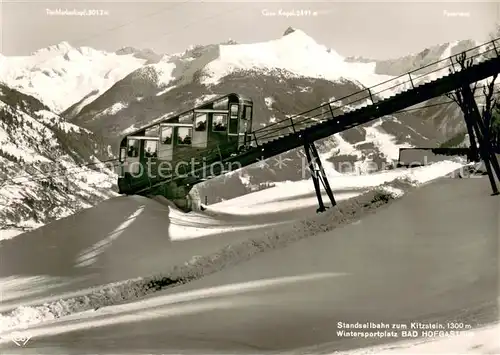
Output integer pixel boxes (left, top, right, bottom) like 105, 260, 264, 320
144, 140, 158, 158
195, 114, 207, 131
127, 139, 140, 157
239, 120, 247, 134
213, 114, 227, 132
245, 106, 252, 120
213, 97, 229, 110
178, 127, 192, 145
179, 112, 193, 123
230, 105, 238, 118
120, 147, 126, 161
161, 126, 173, 145
145, 126, 159, 137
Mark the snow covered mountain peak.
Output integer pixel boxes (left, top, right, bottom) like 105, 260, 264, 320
283, 26, 298, 36
28, 41, 113, 65
201, 29, 389, 87
31, 41, 73, 57
278, 27, 334, 52
0, 44, 148, 113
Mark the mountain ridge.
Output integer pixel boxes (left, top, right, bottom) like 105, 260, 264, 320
0, 29, 485, 117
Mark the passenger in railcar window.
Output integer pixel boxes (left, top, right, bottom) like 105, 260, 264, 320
144, 140, 158, 158
161, 126, 173, 144
195, 114, 207, 131
178, 127, 192, 145
127, 140, 139, 157
213, 114, 227, 132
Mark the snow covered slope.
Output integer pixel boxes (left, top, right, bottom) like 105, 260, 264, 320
2, 163, 494, 355
0, 84, 118, 238
0, 159, 465, 332
0, 42, 149, 113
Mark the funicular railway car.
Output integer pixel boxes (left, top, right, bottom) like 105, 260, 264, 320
118, 93, 254, 195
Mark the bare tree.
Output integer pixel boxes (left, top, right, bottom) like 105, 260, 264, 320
447, 51, 499, 152
487, 26, 500, 150
481, 74, 500, 151
491, 102, 500, 149
446, 51, 500, 193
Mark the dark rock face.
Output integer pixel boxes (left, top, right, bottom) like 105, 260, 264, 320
283, 27, 297, 36
0, 83, 116, 235
115, 47, 163, 64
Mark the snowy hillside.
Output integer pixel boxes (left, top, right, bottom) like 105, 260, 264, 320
3, 161, 496, 355
0, 160, 466, 332
0, 42, 150, 113
0, 84, 118, 239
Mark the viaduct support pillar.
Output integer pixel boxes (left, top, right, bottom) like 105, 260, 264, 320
303, 141, 337, 212
461, 84, 500, 195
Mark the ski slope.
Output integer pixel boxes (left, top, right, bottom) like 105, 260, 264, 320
2, 159, 497, 354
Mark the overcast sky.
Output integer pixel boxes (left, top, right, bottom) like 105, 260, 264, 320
1, 1, 499, 59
